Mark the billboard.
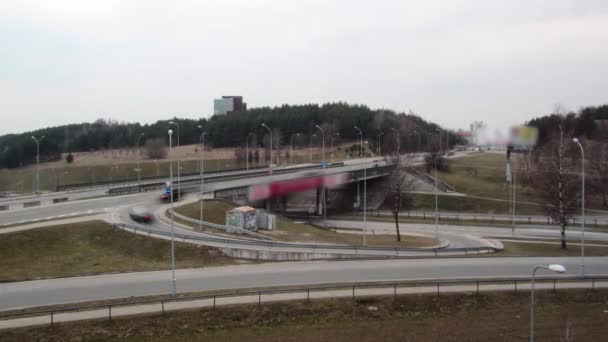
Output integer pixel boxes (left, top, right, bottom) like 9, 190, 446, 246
509, 126, 538, 151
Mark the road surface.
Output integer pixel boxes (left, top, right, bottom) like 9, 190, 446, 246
1, 256, 605, 311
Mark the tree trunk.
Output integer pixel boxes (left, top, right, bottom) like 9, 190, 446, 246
560, 223, 567, 249
394, 193, 401, 242
394, 210, 401, 242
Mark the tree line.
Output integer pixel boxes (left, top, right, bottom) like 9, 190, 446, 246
0, 102, 462, 169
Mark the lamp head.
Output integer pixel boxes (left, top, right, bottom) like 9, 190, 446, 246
168, 129, 173, 136
548, 264, 567, 273
572, 137, 579, 143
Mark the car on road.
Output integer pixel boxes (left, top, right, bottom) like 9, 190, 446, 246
128, 206, 154, 223
160, 188, 181, 202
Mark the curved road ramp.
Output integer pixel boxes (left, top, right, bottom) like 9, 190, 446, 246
114, 222, 504, 261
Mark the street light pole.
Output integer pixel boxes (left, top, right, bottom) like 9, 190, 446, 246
530, 264, 567, 341
354, 126, 363, 158
363, 166, 367, 246
261, 123, 272, 174
31, 135, 44, 195
390, 128, 400, 156
168, 129, 176, 296
246, 132, 252, 170
434, 130, 442, 238
198, 126, 206, 230
309, 134, 316, 162
136, 133, 145, 192
573, 138, 586, 276
290, 133, 301, 165
331, 133, 340, 162
377, 132, 384, 156
169, 121, 181, 200
315, 125, 326, 227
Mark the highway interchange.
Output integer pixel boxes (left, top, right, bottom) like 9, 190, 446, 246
1, 153, 607, 317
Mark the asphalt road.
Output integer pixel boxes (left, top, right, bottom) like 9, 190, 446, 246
326, 219, 608, 247
326, 219, 608, 244
1, 256, 605, 311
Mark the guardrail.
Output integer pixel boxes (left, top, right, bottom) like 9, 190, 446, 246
112, 222, 501, 257
351, 210, 608, 226
1, 275, 605, 327
169, 210, 275, 241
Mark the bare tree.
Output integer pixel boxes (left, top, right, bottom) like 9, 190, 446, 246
531, 122, 579, 249
385, 146, 415, 242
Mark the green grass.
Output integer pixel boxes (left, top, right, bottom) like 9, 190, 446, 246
412, 153, 545, 215
174, 200, 438, 248
410, 193, 544, 215
0, 221, 235, 282
497, 241, 608, 257
4, 290, 607, 341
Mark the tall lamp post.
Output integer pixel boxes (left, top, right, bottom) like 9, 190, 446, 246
390, 128, 400, 155
169, 121, 181, 199
309, 134, 317, 162
434, 129, 442, 238
530, 264, 567, 341
572, 137, 586, 276
168, 129, 177, 296
315, 125, 326, 227
245, 132, 252, 170
290, 133, 301, 165
261, 123, 272, 174
31, 135, 44, 195
198, 126, 206, 230
136, 133, 145, 192
331, 132, 340, 162
354, 126, 363, 158
376, 132, 384, 156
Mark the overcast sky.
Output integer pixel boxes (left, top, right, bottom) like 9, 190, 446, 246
1, 0, 607, 136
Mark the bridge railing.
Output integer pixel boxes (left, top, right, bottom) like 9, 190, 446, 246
1, 275, 605, 326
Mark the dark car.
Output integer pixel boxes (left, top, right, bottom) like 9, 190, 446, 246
160, 188, 181, 202
128, 206, 154, 223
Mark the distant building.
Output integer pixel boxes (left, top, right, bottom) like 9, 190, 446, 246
214, 96, 247, 115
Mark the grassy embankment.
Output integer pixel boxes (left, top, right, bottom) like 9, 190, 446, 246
0, 221, 235, 282
173, 200, 438, 248
410, 152, 546, 215
3, 290, 607, 341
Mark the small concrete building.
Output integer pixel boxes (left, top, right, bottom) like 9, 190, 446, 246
226, 206, 257, 231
